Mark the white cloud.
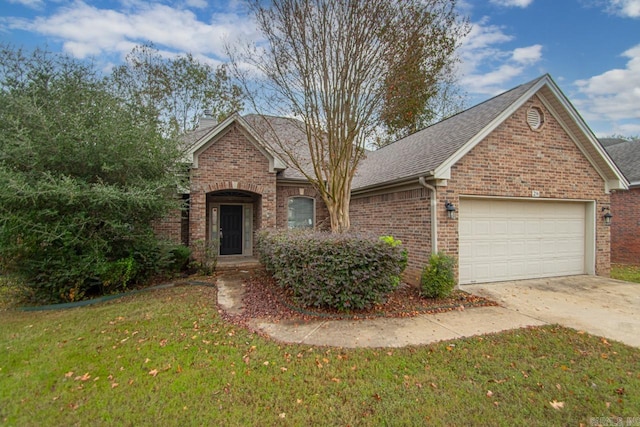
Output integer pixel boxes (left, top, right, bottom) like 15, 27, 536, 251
574, 44, 640, 135
575, 44, 640, 120
605, 0, 640, 17
458, 19, 543, 95
3, 0, 260, 61
6, 0, 44, 10
512, 45, 543, 64
489, 0, 534, 7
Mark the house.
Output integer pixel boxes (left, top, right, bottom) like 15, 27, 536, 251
602, 138, 640, 265
156, 74, 628, 285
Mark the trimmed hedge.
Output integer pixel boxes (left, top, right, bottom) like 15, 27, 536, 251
257, 230, 407, 311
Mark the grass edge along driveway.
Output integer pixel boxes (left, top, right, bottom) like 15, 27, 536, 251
1, 284, 639, 426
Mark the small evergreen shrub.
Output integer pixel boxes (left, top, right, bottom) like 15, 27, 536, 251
257, 230, 407, 311
168, 245, 191, 273
420, 252, 456, 298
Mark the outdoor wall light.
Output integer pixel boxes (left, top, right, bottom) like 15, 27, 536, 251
602, 206, 612, 226
445, 201, 457, 220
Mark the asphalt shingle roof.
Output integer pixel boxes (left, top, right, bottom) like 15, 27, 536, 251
351, 76, 545, 190
185, 75, 567, 190
604, 139, 640, 185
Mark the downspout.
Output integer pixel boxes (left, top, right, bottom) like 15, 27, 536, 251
418, 177, 438, 254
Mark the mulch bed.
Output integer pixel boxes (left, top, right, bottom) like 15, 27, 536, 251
220, 269, 498, 327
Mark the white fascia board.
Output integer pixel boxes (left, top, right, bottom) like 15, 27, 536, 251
189, 113, 286, 172
606, 179, 630, 193
538, 84, 629, 191
433, 77, 548, 180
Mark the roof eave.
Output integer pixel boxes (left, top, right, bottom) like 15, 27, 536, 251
351, 173, 434, 196
537, 82, 629, 192
432, 75, 628, 192
187, 113, 287, 172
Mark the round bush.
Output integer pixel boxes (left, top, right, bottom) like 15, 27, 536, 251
420, 252, 456, 299
257, 230, 407, 311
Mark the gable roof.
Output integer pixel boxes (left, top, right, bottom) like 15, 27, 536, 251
184, 112, 287, 172
352, 74, 627, 193
183, 74, 627, 194
604, 139, 640, 187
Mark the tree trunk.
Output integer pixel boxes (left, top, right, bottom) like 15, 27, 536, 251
326, 178, 352, 233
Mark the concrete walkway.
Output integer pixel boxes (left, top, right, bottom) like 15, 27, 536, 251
250, 306, 545, 348
216, 269, 546, 348
217, 270, 640, 348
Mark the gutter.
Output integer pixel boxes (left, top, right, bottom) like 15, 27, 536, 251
351, 171, 436, 196
418, 176, 438, 254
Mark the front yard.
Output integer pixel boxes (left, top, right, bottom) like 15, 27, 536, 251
1, 284, 639, 426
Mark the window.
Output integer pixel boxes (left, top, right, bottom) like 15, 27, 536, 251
288, 197, 314, 229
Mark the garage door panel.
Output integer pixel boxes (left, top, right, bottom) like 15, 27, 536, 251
459, 199, 586, 284
510, 220, 526, 235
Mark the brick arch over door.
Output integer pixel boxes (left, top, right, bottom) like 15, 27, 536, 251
189, 181, 277, 254
205, 181, 267, 195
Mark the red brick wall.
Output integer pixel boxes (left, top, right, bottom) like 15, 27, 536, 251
443, 96, 610, 276
350, 95, 611, 283
189, 123, 277, 255
611, 187, 640, 265
351, 187, 432, 284
276, 184, 330, 230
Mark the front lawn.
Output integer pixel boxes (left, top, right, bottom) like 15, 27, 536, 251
1, 285, 639, 426
611, 264, 640, 284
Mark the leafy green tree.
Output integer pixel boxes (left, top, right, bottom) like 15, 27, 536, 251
0, 45, 183, 303
111, 43, 244, 136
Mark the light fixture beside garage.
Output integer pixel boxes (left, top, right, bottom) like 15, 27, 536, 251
602, 206, 612, 226
445, 201, 456, 219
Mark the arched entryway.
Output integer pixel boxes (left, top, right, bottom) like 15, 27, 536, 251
207, 190, 261, 256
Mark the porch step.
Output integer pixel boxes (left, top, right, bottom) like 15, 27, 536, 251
216, 256, 262, 271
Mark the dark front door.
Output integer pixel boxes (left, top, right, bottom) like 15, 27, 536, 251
220, 205, 243, 255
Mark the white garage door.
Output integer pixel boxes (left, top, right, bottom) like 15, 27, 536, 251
459, 199, 586, 284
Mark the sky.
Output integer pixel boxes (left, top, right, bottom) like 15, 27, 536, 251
1, 0, 639, 137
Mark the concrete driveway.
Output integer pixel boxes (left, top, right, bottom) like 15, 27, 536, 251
464, 275, 640, 348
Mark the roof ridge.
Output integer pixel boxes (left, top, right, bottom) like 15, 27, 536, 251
374, 74, 549, 152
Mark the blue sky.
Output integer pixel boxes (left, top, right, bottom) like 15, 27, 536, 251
1, 0, 639, 136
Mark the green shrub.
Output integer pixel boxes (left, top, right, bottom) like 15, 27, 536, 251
257, 230, 407, 311
99, 255, 137, 290
420, 252, 456, 298
168, 245, 191, 273
0, 47, 183, 304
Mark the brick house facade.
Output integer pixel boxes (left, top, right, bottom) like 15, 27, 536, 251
604, 139, 640, 265
610, 188, 640, 264
159, 74, 627, 285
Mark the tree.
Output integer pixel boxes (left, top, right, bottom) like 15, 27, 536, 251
0, 45, 183, 303
374, 62, 467, 148
233, 0, 469, 232
111, 44, 244, 136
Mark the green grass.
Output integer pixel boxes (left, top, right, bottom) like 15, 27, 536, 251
1, 285, 639, 426
611, 264, 640, 283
